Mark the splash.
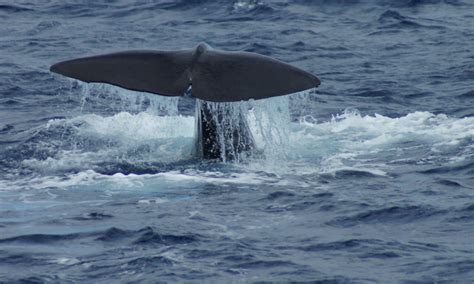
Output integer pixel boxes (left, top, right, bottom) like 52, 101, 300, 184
5, 82, 474, 191
2, 104, 473, 191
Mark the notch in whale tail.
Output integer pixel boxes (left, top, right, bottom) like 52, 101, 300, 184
50, 43, 320, 102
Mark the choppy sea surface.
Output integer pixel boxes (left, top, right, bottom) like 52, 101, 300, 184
1, 0, 474, 282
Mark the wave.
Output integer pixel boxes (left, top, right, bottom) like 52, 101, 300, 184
458, 90, 474, 99
0, 232, 92, 244
377, 9, 446, 30
390, 0, 465, 7
327, 205, 445, 227
133, 226, 199, 246
289, 0, 466, 6
0, 226, 199, 246
0, 4, 33, 13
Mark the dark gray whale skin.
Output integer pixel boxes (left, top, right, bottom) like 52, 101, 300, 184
195, 100, 256, 161
50, 43, 320, 160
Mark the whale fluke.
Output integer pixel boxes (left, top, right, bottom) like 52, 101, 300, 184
50, 43, 320, 102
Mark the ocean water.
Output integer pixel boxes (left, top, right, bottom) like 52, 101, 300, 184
1, 0, 474, 282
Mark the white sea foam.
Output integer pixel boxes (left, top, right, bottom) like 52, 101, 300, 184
22, 112, 196, 173
52, 257, 81, 266
46, 111, 194, 141
232, 0, 263, 12
137, 198, 168, 205
7, 108, 473, 192
296, 110, 474, 149
284, 110, 474, 176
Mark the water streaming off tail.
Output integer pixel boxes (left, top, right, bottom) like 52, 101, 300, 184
194, 94, 293, 163
72, 82, 298, 165
247, 96, 292, 161
76, 82, 180, 116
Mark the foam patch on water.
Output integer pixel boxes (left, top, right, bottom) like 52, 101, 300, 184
291, 110, 474, 153
232, 0, 264, 12
0, 168, 291, 192
52, 257, 81, 266
284, 110, 474, 176
48, 111, 194, 141
21, 112, 196, 173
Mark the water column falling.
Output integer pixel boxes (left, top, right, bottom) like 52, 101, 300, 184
195, 95, 292, 163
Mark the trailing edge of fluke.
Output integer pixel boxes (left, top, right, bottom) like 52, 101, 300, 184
50, 43, 320, 102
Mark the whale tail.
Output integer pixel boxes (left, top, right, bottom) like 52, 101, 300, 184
50, 43, 320, 161
50, 43, 320, 102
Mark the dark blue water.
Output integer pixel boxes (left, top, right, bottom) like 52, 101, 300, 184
1, 0, 474, 282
